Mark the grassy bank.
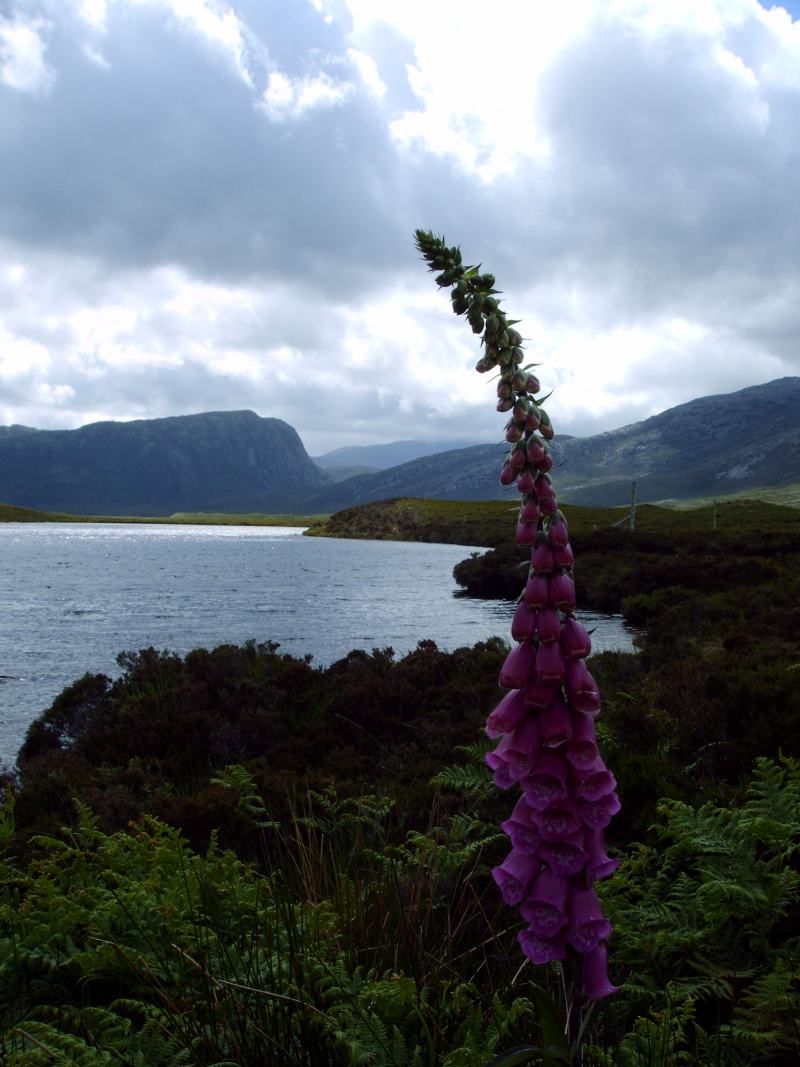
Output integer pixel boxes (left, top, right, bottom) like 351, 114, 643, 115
302, 494, 800, 548
0, 501, 327, 526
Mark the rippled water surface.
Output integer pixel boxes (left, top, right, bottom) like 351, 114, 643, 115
0, 523, 635, 766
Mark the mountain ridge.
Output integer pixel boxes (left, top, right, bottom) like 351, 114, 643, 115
2, 378, 798, 514
0, 409, 329, 515
298, 377, 800, 510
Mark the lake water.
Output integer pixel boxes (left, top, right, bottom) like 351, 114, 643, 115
0, 523, 636, 767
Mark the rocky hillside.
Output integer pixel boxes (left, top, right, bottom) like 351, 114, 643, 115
300, 378, 800, 509
0, 411, 329, 515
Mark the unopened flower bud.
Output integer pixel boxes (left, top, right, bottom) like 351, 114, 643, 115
565, 658, 600, 714
532, 541, 555, 573
549, 573, 576, 612
511, 599, 538, 641
561, 617, 592, 659
520, 496, 540, 523
515, 520, 539, 547
500, 461, 517, 485
517, 468, 536, 494
535, 606, 561, 643
524, 573, 550, 609
500, 641, 536, 690
526, 438, 546, 464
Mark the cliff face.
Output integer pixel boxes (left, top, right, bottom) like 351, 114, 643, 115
299, 378, 800, 510
0, 410, 330, 515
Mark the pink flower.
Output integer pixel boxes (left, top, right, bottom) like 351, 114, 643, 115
501, 795, 542, 855
567, 888, 613, 953
511, 600, 538, 641
561, 617, 592, 660
522, 751, 570, 811
500, 461, 517, 485
523, 675, 559, 710
500, 641, 536, 690
549, 573, 577, 612
535, 607, 561, 644
582, 942, 620, 1001
534, 473, 556, 504
540, 833, 588, 877
575, 762, 617, 802
547, 515, 570, 548
520, 868, 570, 936
518, 929, 566, 965
532, 541, 555, 573
566, 712, 599, 769
565, 659, 601, 715
485, 734, 517, 790
417, 229, 621, 1002
578, 792, 622, 830
517, 468, 536, 494
490, 761, 516, 790
503, 716, 542, 779
516, 521, 539, 546
532, 800, 582, 841
524, 573, 550, 609
552, 542, 575, 568
585, 829, 620, 883
538, 698, 573, 748
536, 641, 565, 683
491, 849, 540, 905
486, 689, 528, 738
519, 496, 540, 523
526, 438, 546, 464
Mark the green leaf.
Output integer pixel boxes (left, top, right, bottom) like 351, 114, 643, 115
486, 1045, 569, 1066
532, 987, 569, 1055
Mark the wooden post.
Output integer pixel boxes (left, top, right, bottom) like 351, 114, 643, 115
629, 480, 637, 531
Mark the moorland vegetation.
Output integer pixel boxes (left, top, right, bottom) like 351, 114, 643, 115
1, 498, 799, 1064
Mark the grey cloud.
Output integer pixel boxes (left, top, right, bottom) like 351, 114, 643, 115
0, 1, 416, 292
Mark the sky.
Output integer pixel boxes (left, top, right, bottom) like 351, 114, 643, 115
1, 0, 800, 454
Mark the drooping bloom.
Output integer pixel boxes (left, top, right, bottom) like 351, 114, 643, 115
415, 229, 620, 1003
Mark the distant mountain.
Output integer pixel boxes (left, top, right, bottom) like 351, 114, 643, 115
313, 438, 479, 471
300, 378, 800, 510
3, 379, 797, 517
0, 424, 38, 437
320, 464, 382, 483
0, 411, 329, 515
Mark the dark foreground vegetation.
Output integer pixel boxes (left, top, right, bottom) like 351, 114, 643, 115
2, 498, 799, 1064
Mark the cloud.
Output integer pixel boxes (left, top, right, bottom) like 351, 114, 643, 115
1, 0, 800, 452
0, 14, 55, 94
259, 68, 352, 120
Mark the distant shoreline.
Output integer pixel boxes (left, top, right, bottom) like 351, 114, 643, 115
0, 502, 328, 528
